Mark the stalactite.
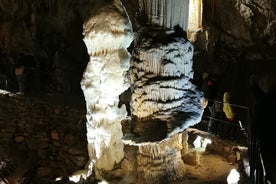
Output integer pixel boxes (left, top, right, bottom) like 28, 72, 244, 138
171, 0, 174, 28
138, 0, 190, 30
165, 0, 170, 28
152, 0, 155, 24
148, 0, 151, 24
159, 0, 163, 27
176, 0, 181, 27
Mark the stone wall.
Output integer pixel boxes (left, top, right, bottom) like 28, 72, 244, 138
0, 90, 88, 181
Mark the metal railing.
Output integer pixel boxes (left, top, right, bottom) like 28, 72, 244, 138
202, 98, 268, 184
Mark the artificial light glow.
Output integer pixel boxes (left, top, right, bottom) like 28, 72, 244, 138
202, 137, 212, 149
243, 158, 250, 177
193, 135, 202, 148
68, 170, 89, 183
55, 177, 62, 181
69, 175, 81, 183
227, 169, 240, 184
193, 135, 212, 152
98, 180, 109, 184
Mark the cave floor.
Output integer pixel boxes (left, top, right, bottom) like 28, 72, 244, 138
170, 151, 250, 184
175, 120, 250, 184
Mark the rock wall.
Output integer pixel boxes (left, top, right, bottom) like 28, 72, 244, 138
202, 0, 276, 47
0, 90, 88, 181
192, 0, 276, 110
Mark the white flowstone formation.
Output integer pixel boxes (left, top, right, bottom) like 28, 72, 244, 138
122, 27, 205, 183
79, 0, 133, 180
130, 32, 205, 139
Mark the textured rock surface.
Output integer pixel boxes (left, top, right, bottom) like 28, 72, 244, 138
0, 90, 88, 182
0, 0, 274, 183
129, 27, 205, 142
80, 0, 134, 180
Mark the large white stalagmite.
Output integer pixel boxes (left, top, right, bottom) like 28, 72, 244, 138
79, 0, 133, 180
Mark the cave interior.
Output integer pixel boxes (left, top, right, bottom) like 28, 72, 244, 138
0, 0, 276, 184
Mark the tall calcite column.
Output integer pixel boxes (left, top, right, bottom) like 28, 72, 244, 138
80, 0, 133, 180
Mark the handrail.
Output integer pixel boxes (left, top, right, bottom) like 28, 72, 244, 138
207, 98, 249, 110
204, 98, 268, 184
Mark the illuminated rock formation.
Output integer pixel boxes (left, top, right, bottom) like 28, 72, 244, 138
129, 27, 205, 142
79, 1, 205, 182
120, 25, 205, 183
79, 0, 133, 181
